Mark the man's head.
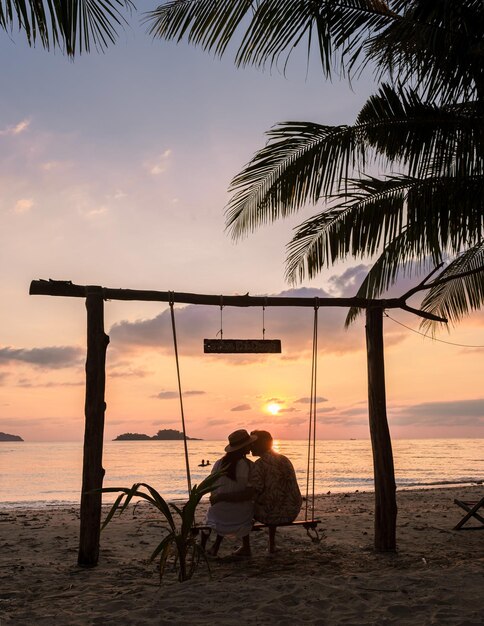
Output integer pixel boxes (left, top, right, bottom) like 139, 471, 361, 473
250, 430, 273, 456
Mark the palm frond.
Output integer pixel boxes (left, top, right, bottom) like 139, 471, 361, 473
366, 0, 484, 102
225, 121, 366, 239
225, 84, 483, 241
286, 174, 483, 283
343, 229, 437, 326
0, 1, 133, 55
146, 0, 392, 74
356, 84, 484, 178
285, 175, 407, 281
419, 242, 484, 332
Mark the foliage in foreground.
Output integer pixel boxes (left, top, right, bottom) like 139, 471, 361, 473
148, 1, 484, 331
0, 1, 133, 56
101, 472, 221, 582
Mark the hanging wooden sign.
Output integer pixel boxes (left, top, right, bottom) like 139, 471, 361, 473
204, 339, 281, 354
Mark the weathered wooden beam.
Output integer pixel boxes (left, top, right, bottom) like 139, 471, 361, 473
78, 288, 109, 567
29, 279, 367, 307
28, 279, 448, 321
365, 306, 397, 552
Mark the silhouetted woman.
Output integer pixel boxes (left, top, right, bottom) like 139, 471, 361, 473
203, 429, 257, 557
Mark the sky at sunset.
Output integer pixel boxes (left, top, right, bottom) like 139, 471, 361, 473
0, 2, 483, 442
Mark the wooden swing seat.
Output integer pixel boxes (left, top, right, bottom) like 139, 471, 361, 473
192, 519, 321, 535
252, 519, 321, 531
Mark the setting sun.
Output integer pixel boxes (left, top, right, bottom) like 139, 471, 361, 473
267, 402, 282, 415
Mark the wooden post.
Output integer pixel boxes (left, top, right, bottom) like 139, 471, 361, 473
78, 288, 109, 567
365, 306, 397, 551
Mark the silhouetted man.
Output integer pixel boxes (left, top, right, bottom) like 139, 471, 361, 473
250, 430, 302, 553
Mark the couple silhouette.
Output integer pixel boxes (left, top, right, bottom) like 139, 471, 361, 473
202, 429, 302, 556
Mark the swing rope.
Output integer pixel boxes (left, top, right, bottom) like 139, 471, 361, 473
305, 300, 319, 522
169, 294, 192, 495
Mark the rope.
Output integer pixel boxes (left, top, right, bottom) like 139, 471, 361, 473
262, 298, 266, 340
169, 295, 192, 495
305, 300, 319, 521
384, 312, 484, 348
217, 296, 224, 339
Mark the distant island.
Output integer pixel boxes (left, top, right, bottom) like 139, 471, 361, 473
0, 432, 24, 442
114, 429, 202, 441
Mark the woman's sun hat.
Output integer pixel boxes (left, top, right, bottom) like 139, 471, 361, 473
224, 429, 258, 452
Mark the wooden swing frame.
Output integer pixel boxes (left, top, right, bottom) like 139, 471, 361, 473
28, 263, 482, 566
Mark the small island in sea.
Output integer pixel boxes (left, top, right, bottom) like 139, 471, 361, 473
0, 432, 24, 442
114, 429, 202, 441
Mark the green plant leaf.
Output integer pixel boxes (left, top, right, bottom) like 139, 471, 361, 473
137, 483, 176, 532
101, 493, 125, 530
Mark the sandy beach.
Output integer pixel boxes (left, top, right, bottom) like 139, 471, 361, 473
1, 485, 483, 625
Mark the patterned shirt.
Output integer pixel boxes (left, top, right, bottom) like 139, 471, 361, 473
251, 450, 302, 525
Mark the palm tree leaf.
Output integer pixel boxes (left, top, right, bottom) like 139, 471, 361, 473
225, 121, 367, 239
343, 229, 436, 325
356, 84, 484, 178
146, 0, 392, 74
366, 0, 484, 102
286, 174, 484, 283
419, 242, 484, 332
286, 176, 408, 281
225, 85, 482, 242
0, 1, 133, 56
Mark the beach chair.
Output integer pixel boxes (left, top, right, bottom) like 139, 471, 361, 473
453, 496, 484, 530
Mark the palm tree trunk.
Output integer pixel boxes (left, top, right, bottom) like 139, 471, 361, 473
365, 306, 397, 551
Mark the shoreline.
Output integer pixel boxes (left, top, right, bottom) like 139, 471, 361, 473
1, 480, 482, 511
1, 485, 483, 624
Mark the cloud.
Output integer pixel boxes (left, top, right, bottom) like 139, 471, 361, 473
231, 404, 251, 412
317, 412, 367, 426
154, 391, 179, 399
154, 389, 205, 399
15, 379, 83, 388
327, 264, 370, 297
205, 418, 232, 427
81, 205, 108, 219
0, 417, 65, 428
0, 346, 83, 369
151, 419, 180, 426
0, 118, 30, 136
41, 160, 72, 172
109, 281, 407, 360
282, 416, 309, 426
108, 367, 151, 378
146, 149, 172, 175
296, 396, 328, 404
0, 372, 9, 385
390, 398, 484, 427
14, 198, 34, 213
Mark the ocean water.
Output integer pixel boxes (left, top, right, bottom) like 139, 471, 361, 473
0, 439, 482, 509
